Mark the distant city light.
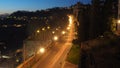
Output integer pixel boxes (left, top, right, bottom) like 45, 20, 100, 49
56, 28, 58, 30
47, 26, 50, 29
16, 59, 19, 62
15, 24, 22, 27
52, 31, 55, 34
2, 55, 10, 59
42, 28, 45, 31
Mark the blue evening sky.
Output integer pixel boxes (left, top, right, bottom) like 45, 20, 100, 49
0, 0, 91, 14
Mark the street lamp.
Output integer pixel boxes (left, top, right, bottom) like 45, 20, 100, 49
117, 19, 120, 31
52, 31, 55, 34
56, 28, 59, 30
118, 20, 120, 24
39, 47, 45, 54
36, 30, 40, 33
53, 36, 58, 41
42, 28, 45, 31
47, 26, 50, 29
62, 31, 66, 35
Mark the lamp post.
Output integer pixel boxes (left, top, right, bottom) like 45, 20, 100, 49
53, 36, 58, 41
39, 47, 45, 54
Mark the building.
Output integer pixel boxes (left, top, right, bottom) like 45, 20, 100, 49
72, 2, 90, 26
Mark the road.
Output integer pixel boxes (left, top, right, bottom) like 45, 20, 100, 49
32, 41, 72, 68
32, 15, 75, 68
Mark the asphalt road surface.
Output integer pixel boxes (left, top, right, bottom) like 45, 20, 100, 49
32, 20, 75, 68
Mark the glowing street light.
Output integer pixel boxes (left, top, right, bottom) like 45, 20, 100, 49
56, 28, 59, 30
16, 59, 19, 62
53, 36, 58, 41
67, 15, 74, 31
42, 28, 45, 31
62, 31, 66, 35
117, 19, 120, 31
68, 15, 73, 25
52, 31, 55, 34
118, 20, 120, 24
47, 26, 50, 29
39, 47, 45, 54
36, 30, 40, 33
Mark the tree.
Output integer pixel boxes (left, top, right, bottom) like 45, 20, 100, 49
89, 0, 117, 39
103, 0, 116, 31
89, 0, 104, 39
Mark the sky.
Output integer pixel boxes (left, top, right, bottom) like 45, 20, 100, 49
0, 0, 91, 14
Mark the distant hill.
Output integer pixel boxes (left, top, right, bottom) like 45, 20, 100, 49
0, 13, 10, 18
10, 7, 71, 17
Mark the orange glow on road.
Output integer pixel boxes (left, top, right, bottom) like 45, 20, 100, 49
68, 15, 73, 25
68, 16, 72, 24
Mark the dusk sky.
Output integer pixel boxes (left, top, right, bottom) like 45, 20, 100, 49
0, 0, 91, 14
